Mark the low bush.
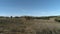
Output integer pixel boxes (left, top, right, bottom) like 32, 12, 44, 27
55, 18, 60, 22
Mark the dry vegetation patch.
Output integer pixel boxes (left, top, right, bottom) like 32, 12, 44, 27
0, 16, 60, 34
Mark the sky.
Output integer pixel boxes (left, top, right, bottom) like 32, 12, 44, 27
0, 0, 60, 16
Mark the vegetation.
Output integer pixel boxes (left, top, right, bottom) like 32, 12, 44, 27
55, 17, 60, 22
0, 16, 60, 34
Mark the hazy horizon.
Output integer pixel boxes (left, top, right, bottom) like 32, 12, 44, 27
0, 0, 60, 16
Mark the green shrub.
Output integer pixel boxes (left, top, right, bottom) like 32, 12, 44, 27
55, 18, 60, 22
14, 16, 19, 18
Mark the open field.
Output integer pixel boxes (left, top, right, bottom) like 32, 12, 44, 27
0, 16, 60, 34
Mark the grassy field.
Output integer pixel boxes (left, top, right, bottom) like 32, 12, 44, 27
0, 16, 60, 34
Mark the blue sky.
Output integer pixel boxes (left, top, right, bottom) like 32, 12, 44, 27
0, 0, 60, 16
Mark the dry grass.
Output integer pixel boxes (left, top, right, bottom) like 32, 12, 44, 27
0, 16, 60, 34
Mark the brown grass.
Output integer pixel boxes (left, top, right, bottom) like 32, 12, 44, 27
0, 16, 60, 34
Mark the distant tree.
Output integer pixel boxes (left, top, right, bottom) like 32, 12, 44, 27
0, 16, 4, 18
35, 17, 50, 20
14, 16, 19, 18
11, 16, 13, 18
23, 16, 33, 20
